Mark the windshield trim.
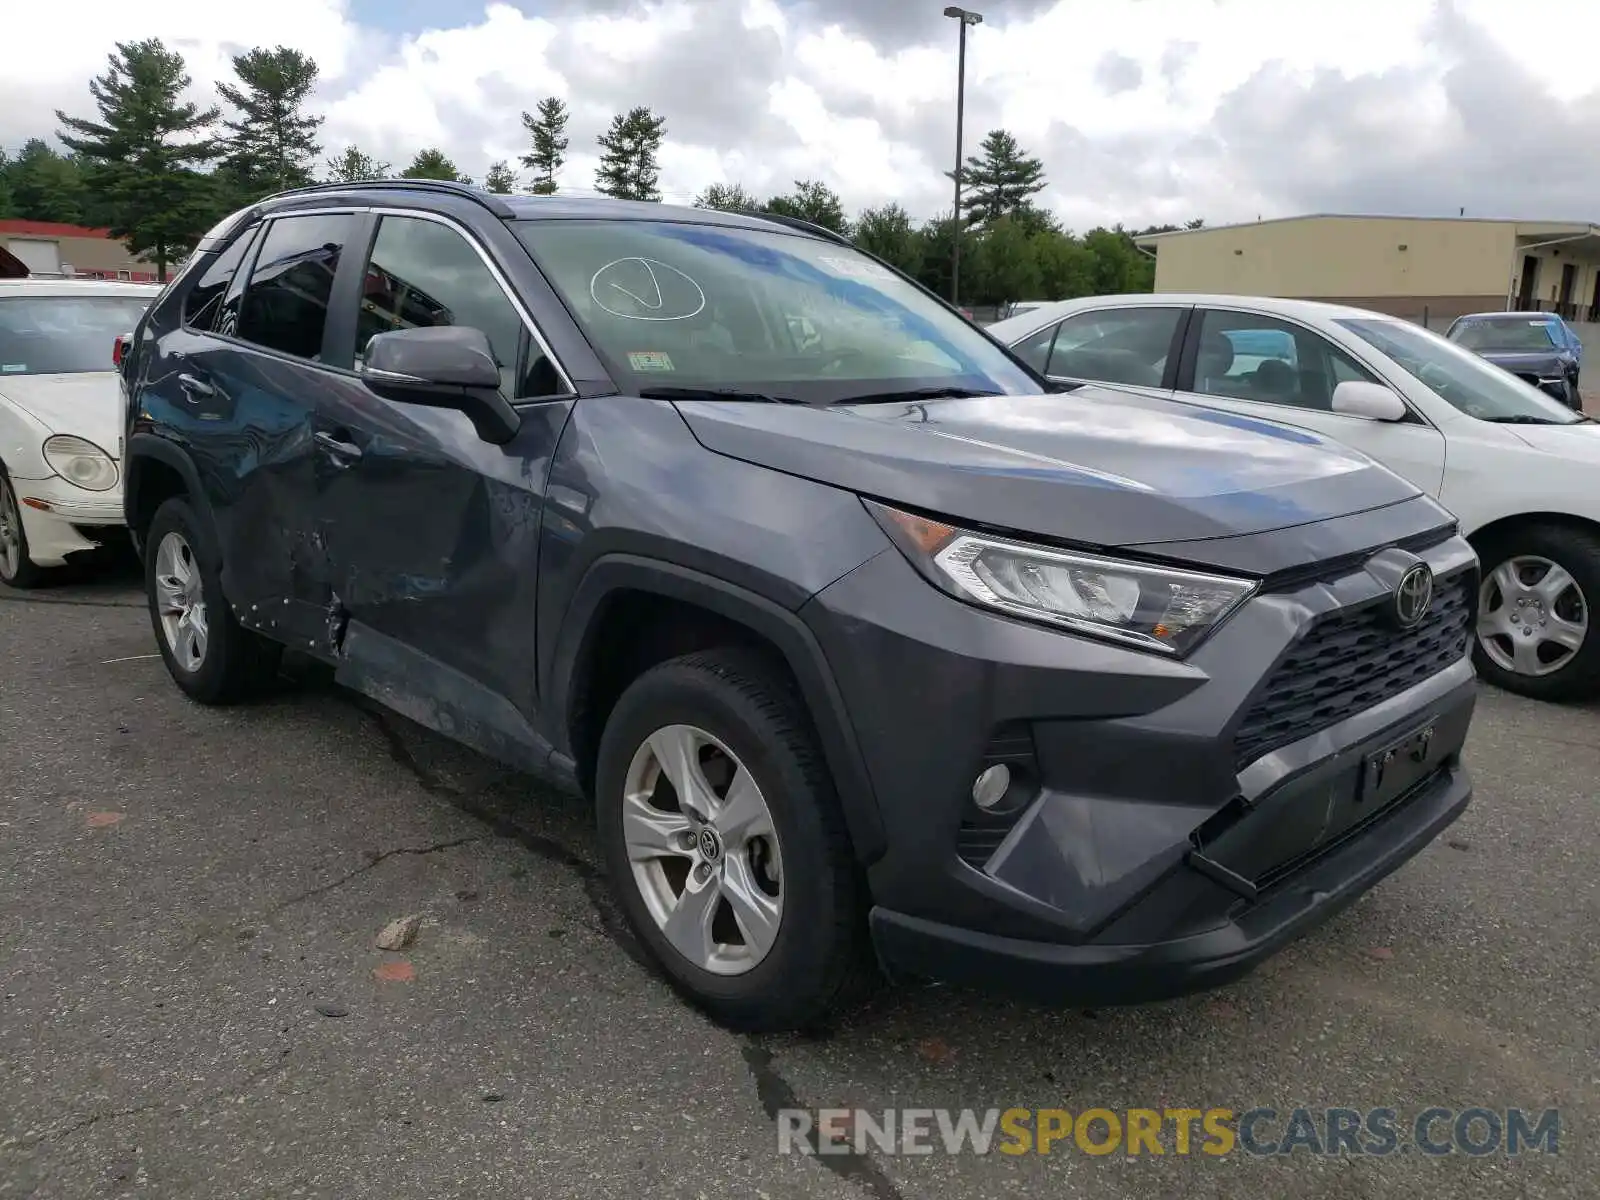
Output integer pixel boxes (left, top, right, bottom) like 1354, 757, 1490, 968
510, 216, 1051, 405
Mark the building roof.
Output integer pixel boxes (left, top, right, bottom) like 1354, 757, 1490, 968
0, 219, 116, 239
1133, 213, 1600, 246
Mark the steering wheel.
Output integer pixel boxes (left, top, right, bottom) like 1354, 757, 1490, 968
818, 347, 875, 375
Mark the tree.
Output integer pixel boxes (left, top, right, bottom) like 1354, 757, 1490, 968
483, 160, 517, 193
958, 129, 1046, 227
0, 154, 14, 220
1031, 229, 1096, 300
970, 215, 1042, 308
1081, 226, 1150, 293
7, 139, 88, 225
762, 179, 849, 235
216, 47, 323, 198
56, 39, 225, 280
519, 96, 569, 195
853, 204, 923, 278
693, 182, 760, 211
400, 148, 470, 183
324, 145, 390, 182
912, 212, 976, 301
594, 106, 667, 201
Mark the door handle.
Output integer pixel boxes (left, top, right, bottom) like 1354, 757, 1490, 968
177, 373, 214, 399
314, 430, 363, 461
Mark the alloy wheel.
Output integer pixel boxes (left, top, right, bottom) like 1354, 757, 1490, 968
621, 723, 784, 976
1477, 554, 1589, 678
0, 477, 21, 582
154, 531, 209, 672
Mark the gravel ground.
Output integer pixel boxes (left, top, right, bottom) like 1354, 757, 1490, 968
0, 558, 1594, 1199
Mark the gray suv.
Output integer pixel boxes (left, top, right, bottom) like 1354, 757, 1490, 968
120, 181, 1478, 1031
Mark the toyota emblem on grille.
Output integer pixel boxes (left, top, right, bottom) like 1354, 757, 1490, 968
1394, 563, 1434, 628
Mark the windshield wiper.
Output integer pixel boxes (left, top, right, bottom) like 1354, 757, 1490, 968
638, 385, 803, 405
1482, 414, 1569, 425
832, 386, 1002, 405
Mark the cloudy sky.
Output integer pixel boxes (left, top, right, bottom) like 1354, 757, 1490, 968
7, 0, 1600, 231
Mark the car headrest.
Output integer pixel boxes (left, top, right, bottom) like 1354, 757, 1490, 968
1197, 331, 1234, 376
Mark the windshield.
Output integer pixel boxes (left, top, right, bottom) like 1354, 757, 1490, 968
0, 296, 152, 377
1449, 316, 1560, 353
1336, 317, 1585, 424
512, 219, 1040, 403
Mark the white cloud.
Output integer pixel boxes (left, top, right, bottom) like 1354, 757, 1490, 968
6, 0, 1600, 227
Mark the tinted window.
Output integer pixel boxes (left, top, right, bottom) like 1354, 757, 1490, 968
1045, 308, 1180, 388
1010, 322, 1058, 372
512, 219, 1038, 404
183, 230, 255, 331
1193, 310, 1378, 410
235, 214, 355, 363
357, 216, 559, 398
0, 296, 154, 376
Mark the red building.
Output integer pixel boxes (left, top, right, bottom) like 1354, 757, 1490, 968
0, 219, 158, 280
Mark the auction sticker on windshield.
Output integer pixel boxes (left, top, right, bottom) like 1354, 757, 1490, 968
817, 256, 897, 281
628, 351, 675, 372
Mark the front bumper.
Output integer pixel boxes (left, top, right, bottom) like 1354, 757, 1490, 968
803, 505, 1478, 1004
11, 472, 125, 567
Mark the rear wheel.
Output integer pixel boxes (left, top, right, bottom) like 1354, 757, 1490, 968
0, 468, 44, 589
145, 496, 282, 704
595, 649, 869, 1032
1474, 524, 1600, 701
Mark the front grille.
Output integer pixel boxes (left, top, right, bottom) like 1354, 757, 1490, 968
1233, 570, 1473, 771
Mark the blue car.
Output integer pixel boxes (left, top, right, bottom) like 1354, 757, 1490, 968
1445, 311, 1583, 410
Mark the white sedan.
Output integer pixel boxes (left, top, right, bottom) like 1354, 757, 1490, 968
0, 279, 160, 587
989, 293, 1600, 702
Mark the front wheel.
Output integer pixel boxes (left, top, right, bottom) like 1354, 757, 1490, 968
1474, 525, 1600, 701
0, 468, 44, 589
594, 650, 870, 1032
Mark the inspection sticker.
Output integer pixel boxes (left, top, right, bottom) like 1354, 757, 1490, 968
817, 255, 896, 281
628, 351, 675, 372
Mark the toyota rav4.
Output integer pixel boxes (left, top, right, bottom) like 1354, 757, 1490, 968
120, 181, 1478, 1032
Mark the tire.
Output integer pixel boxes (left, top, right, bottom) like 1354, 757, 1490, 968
595, 649, 871, 1032
1473, 523, 1600, 702
0, 466, 45, 589
144, 496, 282, 704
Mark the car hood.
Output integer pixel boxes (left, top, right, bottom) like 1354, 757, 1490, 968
1475, 349, 1572, 372
0, 372, 123, 456
672, 387, 1419, 548
1500, 419, 1600, 457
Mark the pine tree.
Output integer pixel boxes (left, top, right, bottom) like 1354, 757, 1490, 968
957, 129, 1047, 227
762, 180, 850, 235
56, 39, 225, 280
484, 161, 517, 193
400, 149, 470, 183
8, 139, 88, 225
594, 107, 666, 202
519, 97, 569, 195
0, 155, 14, 220
216, 47, 323, 198
692, 182, 759, 212
325, 145, 390, 182
853, 204, 923, 277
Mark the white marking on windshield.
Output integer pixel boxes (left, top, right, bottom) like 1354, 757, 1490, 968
590, 257, 706, 321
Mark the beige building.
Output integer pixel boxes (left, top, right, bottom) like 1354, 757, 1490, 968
1134, 214, 1600, 328
0, 219, 158, 281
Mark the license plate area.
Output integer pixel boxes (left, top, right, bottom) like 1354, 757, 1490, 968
1361, 720, 1442, 810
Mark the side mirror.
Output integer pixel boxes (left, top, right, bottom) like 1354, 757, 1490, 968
361, 326, 521, 445
1331, 380, 1408, 422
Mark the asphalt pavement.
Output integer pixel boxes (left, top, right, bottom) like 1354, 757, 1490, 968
0, 557, 1595, 1199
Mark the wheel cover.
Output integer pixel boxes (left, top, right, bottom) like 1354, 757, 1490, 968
1477, 553, 1589, 678
154, 531, 209, 672
0, 476, 21, 581
622, 723, 784, 976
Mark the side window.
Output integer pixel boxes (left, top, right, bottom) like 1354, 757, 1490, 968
235, 214, 356, 364
1011, 322, 1059, 373
183, 228, 256, 332
1046, 307, 1181, 388
1192, 310, 1378, 411
357, 215, 561, 399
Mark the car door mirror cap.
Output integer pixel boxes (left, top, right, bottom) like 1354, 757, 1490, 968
360, 326, 521, 444
1331, 380, 1408, 421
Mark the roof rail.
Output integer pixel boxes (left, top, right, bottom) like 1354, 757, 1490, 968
256, 177, 518, 219
738, 209, 855, 248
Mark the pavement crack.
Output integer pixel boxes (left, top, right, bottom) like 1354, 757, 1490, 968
267, 834, 493, 914
741, 1041, 905, 1200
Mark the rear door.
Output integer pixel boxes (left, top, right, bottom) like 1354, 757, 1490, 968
140, 210, 363, 641
1009, 305, 1190, 399
1170, 307, 1447, 496
312, 209, 577, 744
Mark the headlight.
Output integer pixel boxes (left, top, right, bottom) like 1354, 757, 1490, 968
42, 435, 119, 492
866, 500, 1257, 655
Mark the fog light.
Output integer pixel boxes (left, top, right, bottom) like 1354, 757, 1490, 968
972, 764, 1011, 810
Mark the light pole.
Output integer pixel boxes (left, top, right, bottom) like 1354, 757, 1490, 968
944, 6, 982, 309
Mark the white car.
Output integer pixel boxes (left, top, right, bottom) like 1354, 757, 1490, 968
989, 293, 1600, 702
0, 279, 161, 587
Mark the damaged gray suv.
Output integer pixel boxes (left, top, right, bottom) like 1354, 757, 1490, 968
120, 180, 1477, 1032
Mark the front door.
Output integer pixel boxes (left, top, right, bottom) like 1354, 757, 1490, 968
1170, 308, 1447, 496
312, 211, 576, 759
